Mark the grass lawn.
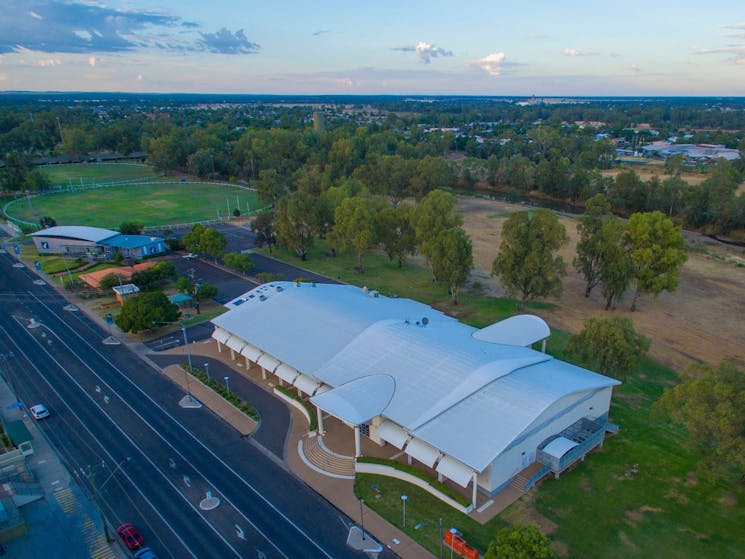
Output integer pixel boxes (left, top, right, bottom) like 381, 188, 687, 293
19, 244, 86, 274
39, 163, 157, 185
7, 182, 259, 228
257, 242, 745, 559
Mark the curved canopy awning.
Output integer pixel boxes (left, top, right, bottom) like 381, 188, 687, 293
377, 420, 409, 449
256, 353, 280, 373
240, 343, 263, 363
212, 327, 231, 345
436, 455, 475, 488
473, 314, 550, 347
405, 437, 440, 468
226, 336, 246, 354
275, 363, 299, 384
294, 374, 321, 396
311, 374, 395, 425
542, 436, 579, 459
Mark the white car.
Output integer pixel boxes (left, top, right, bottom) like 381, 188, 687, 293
182, 253, 198, 259
29, 404, 50, 420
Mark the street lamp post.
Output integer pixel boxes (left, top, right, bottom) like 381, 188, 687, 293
359, 498, 365, 541
156, 321, 195, 404
224, 375, 231, 395
204, 362, 210, 380
449, 528, 458, 559
401, 494, 408, 528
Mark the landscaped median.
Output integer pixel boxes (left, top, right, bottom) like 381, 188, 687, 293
180, 364, 259, 421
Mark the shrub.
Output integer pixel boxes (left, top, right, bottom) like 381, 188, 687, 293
275, 385, 317, 431
181, 364, 259, 421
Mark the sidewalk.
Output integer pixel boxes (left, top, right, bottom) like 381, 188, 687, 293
0, 378, 128, 559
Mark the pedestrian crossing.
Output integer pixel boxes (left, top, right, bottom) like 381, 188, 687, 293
53, 487, 116, 559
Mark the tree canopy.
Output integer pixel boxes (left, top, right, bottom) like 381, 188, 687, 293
566, 316, 650, 381
492, 209, 568, 307
328, 195, 379, 272
656, 361, 745, 481
115, 291, 180, 333
484, 525, 556, 559
430, 226, 473, 304
625, 211, 687, 311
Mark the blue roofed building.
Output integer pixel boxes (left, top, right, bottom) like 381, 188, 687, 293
29, 226, 165, 260
99, 234, 165, 259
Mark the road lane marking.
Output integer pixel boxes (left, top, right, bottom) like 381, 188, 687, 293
29, 292, 332, 559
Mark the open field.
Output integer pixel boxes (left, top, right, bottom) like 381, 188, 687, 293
257, 215, 745, 559
457, 196, 745, 371
39, 162, 157, 185
7, 182, 259, 229
600, 166, 708, 186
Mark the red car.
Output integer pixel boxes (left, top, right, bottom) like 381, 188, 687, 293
116, 523, 145, 550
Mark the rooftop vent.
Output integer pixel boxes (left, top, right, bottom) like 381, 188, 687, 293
276, 285, 284, 292
421, 317, 429, 326
259, 295, 267, 302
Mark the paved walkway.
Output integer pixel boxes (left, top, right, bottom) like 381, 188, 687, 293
0, 378, 128, 559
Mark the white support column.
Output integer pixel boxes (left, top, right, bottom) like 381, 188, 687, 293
245, 356, 251, 369
437, 473, 443, 483
229, 348, 235, 360
316, 407, 325, 434
216, 341, 223, 353
261, 367, 267, 380
541, 338, 547, 353
354, 426, 362, 457
472, 472, 478, 509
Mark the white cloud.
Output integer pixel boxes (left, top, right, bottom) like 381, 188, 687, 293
37, 58, 61, 67
690, 44, 745, 65
393, 41, 453, 64
137, 73, 143, 81
88, 56, 96, 67
562, 48, 597, 57
630, 64, 641, 73
28, 11, 42, 20
475, 51, 506, 76
74, 29, 93, 41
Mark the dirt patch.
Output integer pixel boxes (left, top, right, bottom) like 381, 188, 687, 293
618, 530, 637, 550
500, 492, 558, 536
457, 196, 745, 372
665, 487, 690, 505
600, 167, 709, 186
684, 472, 699, 487
719, 492, 738, 506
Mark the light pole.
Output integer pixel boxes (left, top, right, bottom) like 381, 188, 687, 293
156, 321, 195, 405
204, 362, 210, 380
401, 494, 408, 528
359, 498, 365, 541
449, 527, 457, 559
224, 375, 231, 395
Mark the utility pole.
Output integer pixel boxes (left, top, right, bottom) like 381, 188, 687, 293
87, 465, 114, 542
56, 116, 65, 144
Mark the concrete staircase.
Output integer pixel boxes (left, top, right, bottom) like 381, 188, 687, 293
300, 435, 355, 478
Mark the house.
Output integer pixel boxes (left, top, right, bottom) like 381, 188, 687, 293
211, 282, 620, 508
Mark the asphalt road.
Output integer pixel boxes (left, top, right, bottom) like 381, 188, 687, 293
0, 250, 388, 559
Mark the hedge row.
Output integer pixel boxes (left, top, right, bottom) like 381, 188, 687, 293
274, 385, 318, 431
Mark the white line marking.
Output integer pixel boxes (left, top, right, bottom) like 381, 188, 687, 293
29, 291, 332, 559
5, 322, 238, 559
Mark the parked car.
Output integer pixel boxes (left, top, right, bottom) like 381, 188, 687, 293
182, 253, 198, 259
116, 523, 145, 550
29, 404, 50, 420
134, 548, 159, 559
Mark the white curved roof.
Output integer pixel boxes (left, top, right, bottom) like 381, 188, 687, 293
30, 226, 119, 243
473, 314, 551, 346
311, 375, 396, 425
212, 282, 620, 472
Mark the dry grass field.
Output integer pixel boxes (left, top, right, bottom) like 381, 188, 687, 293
457, 196, 745, 371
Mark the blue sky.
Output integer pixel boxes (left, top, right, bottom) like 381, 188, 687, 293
1, 0, 743, 95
